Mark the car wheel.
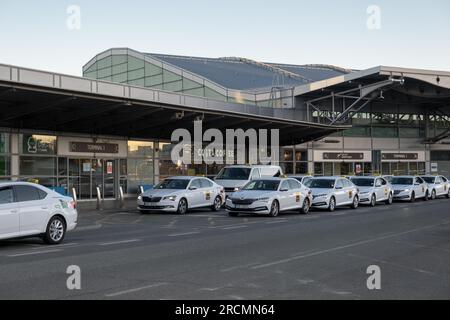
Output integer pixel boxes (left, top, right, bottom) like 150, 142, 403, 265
423, 191, 429, 201
410, 192, 415, 203
300, 198, 310, 215
385, 192, 393, 205
139, 210, 148, 214
370, 194, 376, 207
177, 198, 188, 215
43, 216, 66, 244
447, 190, 450, 199
228, 211, 239, 217
328, 197, 336, 212
269, 200, 280, 217
350, 196, 359, 209
431, 190, 436, 200
211, 196, 222, 211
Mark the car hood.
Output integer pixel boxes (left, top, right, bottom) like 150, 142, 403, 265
309, 188, 333, 195
231, 190, 275, 199
214, 179, 248, 188
357, 187, 374, 194
391, 184, 413, 190
142, 189, 184, 197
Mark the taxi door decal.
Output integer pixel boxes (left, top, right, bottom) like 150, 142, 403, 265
295, 192, 301, 202
348, 190, 353, 199
422, 186, 425, 193
384, 188, 388, 196
205, 191, 211, 201
445, 185, 448, 191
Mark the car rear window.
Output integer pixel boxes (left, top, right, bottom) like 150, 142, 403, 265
14, 185, 42, 202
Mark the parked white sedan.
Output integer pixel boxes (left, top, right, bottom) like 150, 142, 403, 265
0, 182, 77, 244
225, 178, 312, 217
305, 177, 359, 211
420, 175, 450, 199
137, 177, 224, 214
391, 176, 429, 202
349, 176, 393, 206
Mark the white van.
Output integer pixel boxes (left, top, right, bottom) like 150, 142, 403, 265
214, 165, 283, 198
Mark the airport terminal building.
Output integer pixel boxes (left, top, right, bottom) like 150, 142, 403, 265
1, 47, 450, 201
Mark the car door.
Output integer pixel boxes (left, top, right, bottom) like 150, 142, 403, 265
334, 179, 347, 205
200, 178, 215, 207
375, 178, 386, 201
187, 179, 204, 208
414, 177, 426, 198
434, 176, 444, 196
288, 179, 303, 209
279, 180, 294, 210
0, 186, 20, 239
15, 185, 49, 236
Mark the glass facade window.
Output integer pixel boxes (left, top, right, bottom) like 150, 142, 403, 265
0, 133, 10, 178
128, 141, 154, 157
372, 127, 398, 138
19, 156, 57, 176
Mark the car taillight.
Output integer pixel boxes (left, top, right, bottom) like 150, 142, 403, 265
69, 201, 77, 209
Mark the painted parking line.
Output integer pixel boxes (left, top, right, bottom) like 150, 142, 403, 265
168, 231, 200, 237
99, 239, 141, 246
265, 219, 288, 224
222, 225, 248, 230
7, 249, 63, 257
105, 282, 167, 297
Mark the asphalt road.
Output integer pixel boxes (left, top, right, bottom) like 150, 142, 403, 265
1, 197, 450, 300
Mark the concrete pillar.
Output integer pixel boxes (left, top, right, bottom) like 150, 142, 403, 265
10, 133, 19, 181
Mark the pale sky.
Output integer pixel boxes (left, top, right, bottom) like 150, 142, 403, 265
0, 0, 449, 76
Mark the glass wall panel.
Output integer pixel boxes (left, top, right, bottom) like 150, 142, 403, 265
96, 56, 112, 69
128, 78, 145, 87
324, 163, 333, 176
128, 141, 154, 157
163, 80, 183, 92
84, 71, 97, 79
112, 72, 128, 83
399, 127, 420, 138
127, 159, 154, 194
183, 87, 205, 97
295, 162, 308, 174
205, 87, 226, 101
128, 56, 144, 71
343, 126, 371, 137
372, 127, 398, 138
163, 69, 182, 83
112, 63, 128, 75
159, 160, 184, 177
182, 78, 203, 90
98, 67, 112, 78
112, 55, 127, 65
145, 75, 163, 87
20, 156, 57, 176
314, 162, 323, 176
0, 156, 10, 177
280, 162, 293, 174
145, 62, 162, 77
0, 133, 9, 154
128, 68, 145, 81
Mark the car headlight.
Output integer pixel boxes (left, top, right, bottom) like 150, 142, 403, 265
315, 194, 327, 198
163, 195, 177, 201
403, 189, 410, 193
234, 187, 240, 192
257, 197, 270, 201
137, 195, 142, 201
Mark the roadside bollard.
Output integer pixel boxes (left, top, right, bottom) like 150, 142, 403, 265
119, 186, 125, 209
96, 186, 102, 210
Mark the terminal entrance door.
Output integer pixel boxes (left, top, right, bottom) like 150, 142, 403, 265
69, 158, 118, 200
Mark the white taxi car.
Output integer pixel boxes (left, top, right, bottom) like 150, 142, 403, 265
349, 176, 393, 206
420, 175, 450, 199
391, 176, 429, 202
225, 178, 312, 217
137, 177, 224, 214
305, 177, 359, 211
0, 182, 77, 244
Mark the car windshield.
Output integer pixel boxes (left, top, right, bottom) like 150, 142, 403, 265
305, 179, 335, 188
390, 177, 413, 185
350, 178, 374, 187
421, 177, 435, 184
384, 176, 393, 182
154, 179, 189, 190
242, 180, 280, 191
215, 168, 251, 180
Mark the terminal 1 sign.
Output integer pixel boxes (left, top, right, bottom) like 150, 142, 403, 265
381, 153, 419, 160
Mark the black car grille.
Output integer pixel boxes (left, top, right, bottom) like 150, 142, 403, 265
142, 196, 162, 203
231, 198, 256, 205
224, 188, 236, 193
393, 190, 401, 195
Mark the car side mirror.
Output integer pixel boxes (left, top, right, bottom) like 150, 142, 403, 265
335, 186, 343, 190
280, 188, 288, 192
189, 186, 198, 190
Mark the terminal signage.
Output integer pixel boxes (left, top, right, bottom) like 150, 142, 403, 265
70, 142, 119, 154
381, 153, 418, 160
322, 152, 364, 160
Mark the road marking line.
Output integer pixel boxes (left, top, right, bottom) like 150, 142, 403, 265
252, 221, 450, 269
222, 225, 248, 230
33, 242, 79, 249
72, 225, 102, 232
221, 262, 261, 272
7, 249, 62, 257
168, 231, 200, 237
265, 220, 288, 224
105, 282, 167, 297
99, 239, 140, 246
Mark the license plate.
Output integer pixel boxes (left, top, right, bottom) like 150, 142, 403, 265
236, 204, 248, 209
145, 202, 157, 207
